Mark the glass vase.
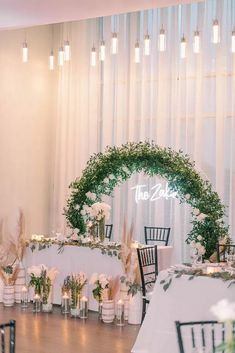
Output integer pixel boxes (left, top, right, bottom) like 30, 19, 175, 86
70, 290, 80, 318
42, 286, 53, 313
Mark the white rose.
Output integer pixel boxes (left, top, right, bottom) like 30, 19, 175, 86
185, 194, 191, 200
197, 213, 207, 222
197, 235, 203, 241
210, 299, 235, 322
122, 166, 129, 174
90, 272, 99, 284
193, 208, 200, 216
75, 205, 80, 211
80, 209, 86, 216
103, 178, 109, 184
109, 174, 115, 180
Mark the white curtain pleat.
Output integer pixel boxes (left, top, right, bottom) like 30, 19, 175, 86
52, 0, 235, 262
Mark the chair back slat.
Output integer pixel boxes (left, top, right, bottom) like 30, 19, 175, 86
144, 226, 170, 246
175, 320, 231, 353
0, 321, 15, 353
137, 246, 158, 297
217, 243, 235, 262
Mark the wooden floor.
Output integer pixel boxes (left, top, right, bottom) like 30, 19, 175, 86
0, 304, 140, 353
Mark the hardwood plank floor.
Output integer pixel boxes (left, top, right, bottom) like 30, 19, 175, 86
0, 304, 140, 353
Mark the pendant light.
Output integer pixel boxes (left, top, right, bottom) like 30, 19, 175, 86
58, 47, 64, 66
91, 46, 96, 66
100, 41, 105, 61
144, 34, 150, 56
22, 42, 28, 63
111, 33, 118, 54
158, 27, 166, 52
193, 30, 200, 53
49, 50, 54, 70
135, 41, 140, 63
212, 19, 220, 44
64, 40, 70, 61
180, 36, 186, 59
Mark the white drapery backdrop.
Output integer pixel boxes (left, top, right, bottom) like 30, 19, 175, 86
51, 0, 235, 262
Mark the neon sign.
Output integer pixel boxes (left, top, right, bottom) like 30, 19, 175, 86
131, 183, 178, 203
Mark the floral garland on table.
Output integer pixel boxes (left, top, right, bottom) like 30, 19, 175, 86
26, 235, 121, 259
64, 141, 228, 259
160, 263, 235, 291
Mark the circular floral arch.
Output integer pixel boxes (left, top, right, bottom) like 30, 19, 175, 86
65, 141, 228, 259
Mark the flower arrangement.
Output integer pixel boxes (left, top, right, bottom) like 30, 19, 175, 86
80, 202, 111, 241
210, 299, 235, 353
28, 264, 59, 302
120, 222, 141, 297
90, 273, 111, 303
65, 141, 228, 259
66, 273, 87, 309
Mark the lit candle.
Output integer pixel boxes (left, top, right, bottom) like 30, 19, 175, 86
33, 293, 41, 313
206, 266, 219, 274
116, 299, 124, 326
124, 298, 129, 321
21, 286, 28, 309
61, 291, 70, 314
79, 296, 88, 319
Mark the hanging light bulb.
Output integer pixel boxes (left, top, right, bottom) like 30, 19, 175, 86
144, 34, 150, 56
158, 27, 166, 52
232, 30, 235, 53
91, 46, 96, 67
180, 36, 187, 59
212, 19, 220, 44
193, 30, 200, 53
100, 41, 105, 61
134, 41, 140, 63
49, 50, 54, 70
111, 32, 118, 54
22, 42, 28, 63
58, 47, 64, 66
64, 40, 70, 61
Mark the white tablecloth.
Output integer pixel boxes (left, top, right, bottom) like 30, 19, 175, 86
132, 269, 235, 353
24, 245, 173, 310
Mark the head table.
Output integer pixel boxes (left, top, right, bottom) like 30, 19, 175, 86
23, 243, 173, 311
132, 267, 235, 353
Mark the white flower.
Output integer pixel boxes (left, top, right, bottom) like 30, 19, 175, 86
197, 235, 203, 241
185, 194, 191, 200
74, 228, 80, 234
90, 272, 99, 284
75, 205, 80, 211
210, 299, 235, 322
27, 264, 47, 277
80, 209, 86, 216
85, 192, 96, 201
109, 174, 115, 180
122, 166, 129, 174
190, 241, 196, 249
193, 208, 200, 216
103, 178, 109, 184
71, 233, 78, 241
197, 213, 207, 222
47, 267, 59, 283
195, 243, 206, 255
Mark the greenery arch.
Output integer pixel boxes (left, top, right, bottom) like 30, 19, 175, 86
65, 141, 228, 259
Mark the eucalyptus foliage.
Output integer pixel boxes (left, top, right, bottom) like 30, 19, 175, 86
65, 141, 228, 259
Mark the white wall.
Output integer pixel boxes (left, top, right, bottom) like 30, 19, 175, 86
0, 25, 56, 236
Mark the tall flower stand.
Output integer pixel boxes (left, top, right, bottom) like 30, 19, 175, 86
128, 291, 142, 325
14, 261, 26, 303
102, 300, 115, 323
42, 286, 53, 313
3, 285, 15, 307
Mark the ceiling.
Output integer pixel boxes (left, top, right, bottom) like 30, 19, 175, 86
0, 0, 204, 30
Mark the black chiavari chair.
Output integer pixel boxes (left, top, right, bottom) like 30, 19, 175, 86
105, 224, 113, 240
0, 320, 16, 353
216, 243, 235, 262
175, 320, 230, 353
137, 245, 158, 323
144, 226, 170, 246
